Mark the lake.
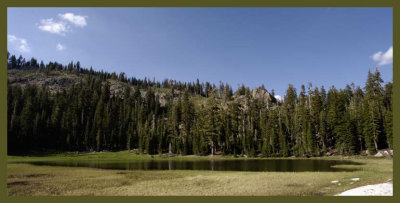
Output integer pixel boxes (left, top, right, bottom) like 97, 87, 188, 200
25, 159, 362, 172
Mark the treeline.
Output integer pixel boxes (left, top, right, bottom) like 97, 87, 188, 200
7, 52, 235, 97
7, 54, 393, 156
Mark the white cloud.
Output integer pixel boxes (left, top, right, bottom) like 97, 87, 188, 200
38, 13, 87, 35
371, 45, 393, 66
59, 13, 87, 27
56, 43, 65, 51
8, 34, 31, 53
274, 95, 283, 101
38, 18, 69, 35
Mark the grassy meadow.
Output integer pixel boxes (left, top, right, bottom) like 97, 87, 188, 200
7, 151, 393, 196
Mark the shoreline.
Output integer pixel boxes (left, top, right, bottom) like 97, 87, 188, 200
8, 150, 393, 161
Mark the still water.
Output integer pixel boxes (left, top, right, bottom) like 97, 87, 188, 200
27, 159, 362, 172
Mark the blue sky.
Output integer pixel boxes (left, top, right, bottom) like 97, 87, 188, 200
8, 7, 393, 97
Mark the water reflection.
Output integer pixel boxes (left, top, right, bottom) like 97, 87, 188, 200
26, 159, 362, 172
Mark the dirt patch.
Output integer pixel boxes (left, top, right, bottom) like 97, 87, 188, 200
118, 180, 132, 186
7, 181, 29, 187
310, 191, 327, 196
26, 173, 52, 178
285, 183, 304, 187
8, 173, 53, 179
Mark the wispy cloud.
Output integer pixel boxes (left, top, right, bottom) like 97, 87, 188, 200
59, 13, 87, 27
38, 18, 69, 35
56, 43, 66, 51
38, 12, 87, 35
371, 45, 393, 66
8, 34, 31, 53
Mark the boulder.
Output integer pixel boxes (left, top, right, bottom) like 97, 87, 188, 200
374, 149, 393, 157
374, 151, 384, 157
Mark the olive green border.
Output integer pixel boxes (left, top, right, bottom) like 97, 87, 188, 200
0, 0, 397, 202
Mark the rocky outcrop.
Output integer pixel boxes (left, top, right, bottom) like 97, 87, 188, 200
252, 88, 272, 102
374, 149, 393, 157
155, 92, 168, 107
8, 69, 276, 109
231, 87, 276, 110
109, 81, 132, 98
8, 69, 80, 93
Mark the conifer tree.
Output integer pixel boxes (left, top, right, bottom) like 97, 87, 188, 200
6, 53, 393, 156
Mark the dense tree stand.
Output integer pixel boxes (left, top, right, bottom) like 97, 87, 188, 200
7, 54, 393, 156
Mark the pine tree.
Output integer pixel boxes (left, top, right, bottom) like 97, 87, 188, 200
205, 89, 221, 155
383, 83, 393, 148
283, 84, 296, 156
181, 90, 195, 154
94, 98, 104, 151
363, 68, 387, 153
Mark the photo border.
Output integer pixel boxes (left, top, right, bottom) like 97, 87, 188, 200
0, 0, 398, 202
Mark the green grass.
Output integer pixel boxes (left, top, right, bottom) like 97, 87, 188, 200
7, 152, 393, 196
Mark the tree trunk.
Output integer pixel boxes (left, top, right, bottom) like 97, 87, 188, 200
374, 139, 378, 152
211, 141, 214, 156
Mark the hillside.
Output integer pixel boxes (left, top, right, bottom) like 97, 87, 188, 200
6, 54, 393, 157
7, 68, 277, 109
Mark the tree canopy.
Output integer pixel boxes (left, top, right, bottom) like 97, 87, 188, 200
7, 54, 393, 156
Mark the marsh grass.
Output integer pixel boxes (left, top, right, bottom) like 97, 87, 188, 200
7, 152, 392, 196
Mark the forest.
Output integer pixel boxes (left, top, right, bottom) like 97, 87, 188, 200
7, 53, 393, 156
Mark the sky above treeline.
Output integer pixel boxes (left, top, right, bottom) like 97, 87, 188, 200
8, 7, 393, 98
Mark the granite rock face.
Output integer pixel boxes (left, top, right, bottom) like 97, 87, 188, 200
8, 69, 278, 109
